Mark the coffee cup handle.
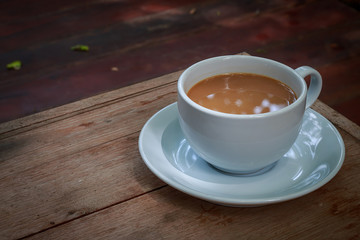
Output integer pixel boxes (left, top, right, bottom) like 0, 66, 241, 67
295, 66, 322, 109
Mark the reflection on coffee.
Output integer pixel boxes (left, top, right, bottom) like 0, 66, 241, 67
187, 73, 297, 114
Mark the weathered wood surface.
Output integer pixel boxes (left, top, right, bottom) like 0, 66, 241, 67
0, 62, 359, 239
1, 0, 359, 125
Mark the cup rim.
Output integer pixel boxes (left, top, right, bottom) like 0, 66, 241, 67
178, 55, 307, 119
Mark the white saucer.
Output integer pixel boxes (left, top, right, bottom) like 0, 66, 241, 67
139, 103, 345, 207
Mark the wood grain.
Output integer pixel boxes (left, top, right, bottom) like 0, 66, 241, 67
0, 131, 166, 239
0, 72, 178, 239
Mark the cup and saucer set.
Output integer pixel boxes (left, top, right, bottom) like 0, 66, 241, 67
138, 56, 345, 207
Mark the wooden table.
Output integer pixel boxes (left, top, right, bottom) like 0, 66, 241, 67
0, 68, 359, 239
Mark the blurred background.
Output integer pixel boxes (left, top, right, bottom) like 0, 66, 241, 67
1, 0, 359, 124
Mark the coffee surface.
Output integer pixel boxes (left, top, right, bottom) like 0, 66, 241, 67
187, 73, 297, 114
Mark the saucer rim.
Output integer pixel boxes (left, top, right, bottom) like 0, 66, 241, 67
138, 103, 345, 206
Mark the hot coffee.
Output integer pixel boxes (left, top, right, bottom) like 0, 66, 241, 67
178, 55, 322, 174
187, 73, 297, 114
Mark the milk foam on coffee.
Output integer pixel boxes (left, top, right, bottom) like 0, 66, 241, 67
187, 73, 297, 115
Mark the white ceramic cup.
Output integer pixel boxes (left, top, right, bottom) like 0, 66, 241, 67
177, 55, 322, 175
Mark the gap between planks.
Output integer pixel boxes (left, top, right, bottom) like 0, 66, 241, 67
19, 185, 168, 240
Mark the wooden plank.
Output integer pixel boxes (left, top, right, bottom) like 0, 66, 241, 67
312, 100, 360, 140
24, 128, 360, 239
0, 72, 180, 238
0, 131, 165, 239
0, 82, 177, 169
0, 71, 181, 238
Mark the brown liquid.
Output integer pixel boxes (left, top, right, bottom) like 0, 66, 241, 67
187, 73, 297, 114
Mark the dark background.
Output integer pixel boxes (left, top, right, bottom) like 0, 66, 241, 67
1, 0, 359, 124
